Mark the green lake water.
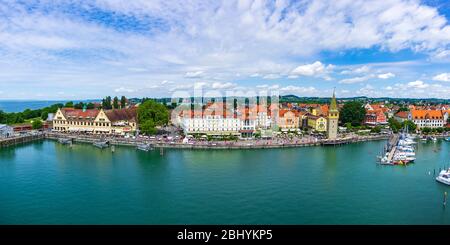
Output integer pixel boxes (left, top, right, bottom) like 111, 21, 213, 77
0, 139, 449, 224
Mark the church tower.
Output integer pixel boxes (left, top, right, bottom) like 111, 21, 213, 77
327, 89, 339, 139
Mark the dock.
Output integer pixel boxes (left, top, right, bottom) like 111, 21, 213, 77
385, 134, 400, 163
0, 133, 45, 147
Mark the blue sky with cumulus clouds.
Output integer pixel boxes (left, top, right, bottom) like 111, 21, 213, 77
0, 0, 450, 100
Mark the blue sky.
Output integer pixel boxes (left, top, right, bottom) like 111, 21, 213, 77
0, 0, 450, 100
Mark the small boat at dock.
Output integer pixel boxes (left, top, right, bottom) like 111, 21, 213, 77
444, 137, 450, 142
136, 143, 153, 151
58, 138, 72, 145
436, 169, 450, 186
93, 140, 109, 149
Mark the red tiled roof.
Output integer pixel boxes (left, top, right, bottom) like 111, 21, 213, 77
61, 108, 99, 120
395, 111, 409, 119
411, 110, 443, 120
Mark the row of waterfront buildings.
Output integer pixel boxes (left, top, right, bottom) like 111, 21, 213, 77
1, 93, 448, 140
174, 92, 340, 139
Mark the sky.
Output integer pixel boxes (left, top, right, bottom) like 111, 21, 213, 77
0, 0, 450, 100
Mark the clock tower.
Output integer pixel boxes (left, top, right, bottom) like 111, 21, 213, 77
327, 90, 339, 140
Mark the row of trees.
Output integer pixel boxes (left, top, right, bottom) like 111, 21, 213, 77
101, 96, 127, 110
0, 103, 63, 125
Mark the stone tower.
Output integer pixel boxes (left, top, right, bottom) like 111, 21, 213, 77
327, 89, 339, 139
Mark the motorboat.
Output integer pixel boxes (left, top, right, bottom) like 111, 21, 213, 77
136, 143, 153, 151
436, 169, 450, 186
58, 138, 72, 145
93, 140, 109, 149
444, 137, 450, 142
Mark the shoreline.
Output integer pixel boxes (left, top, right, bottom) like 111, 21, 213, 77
45, 132, 390, 150
1, 132, 447, 150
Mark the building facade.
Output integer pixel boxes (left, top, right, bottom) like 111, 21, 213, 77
52, 107, 137, 135
0, 124, 14, 138
278, 110, 300, 131
408, 110, 447, 129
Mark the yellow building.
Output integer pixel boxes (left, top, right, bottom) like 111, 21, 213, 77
53, 107, 137, 135
307, 115, 327, 132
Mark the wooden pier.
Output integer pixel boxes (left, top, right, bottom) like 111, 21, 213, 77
385, 134, 400, 163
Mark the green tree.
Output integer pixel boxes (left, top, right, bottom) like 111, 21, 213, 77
74, 102, 84, 109
113, 96, 119, 109
64, 101, 74, 108
402, 120, 417, 132
137, 100, 169, 135
120, 96, 127, 108
102, 96, 112, 109
40, 111, 49, 120
139, 119, 157, 135
86, 102, 95, 109
421, 127, 432, 134
371, 126, 381, 133
388, 117, 402, 133
0, 110, 5, 124
32, 119, 43, 129
345, 122, 353, 131
340, 101, 366, 126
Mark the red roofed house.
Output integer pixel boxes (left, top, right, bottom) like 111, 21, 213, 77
364, 103, 387, 125
409, 109, 448, 129
394, 111, 409, 123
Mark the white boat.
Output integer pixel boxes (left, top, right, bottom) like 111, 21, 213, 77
93, 140, 109, 149
436, 169, 450, 186
58, 138, 72, 144
431, 137, 437, 142
137, 143, 153, 151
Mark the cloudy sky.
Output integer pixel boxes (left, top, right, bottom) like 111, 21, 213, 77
1, 0, 450, 100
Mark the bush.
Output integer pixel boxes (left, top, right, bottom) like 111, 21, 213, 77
32, 120, 43, 129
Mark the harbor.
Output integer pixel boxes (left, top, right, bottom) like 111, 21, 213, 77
0, 138, 449, 224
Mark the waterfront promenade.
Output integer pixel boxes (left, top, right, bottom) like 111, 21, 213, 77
44, 132, 390, 149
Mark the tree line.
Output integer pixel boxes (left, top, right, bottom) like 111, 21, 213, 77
101, 96, 127, 109
0, 103, 63, 125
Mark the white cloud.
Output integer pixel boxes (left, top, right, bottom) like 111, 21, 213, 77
185, 71, 204, 78
1, 1, 450, 99
262, 74, 281, 80
432, 73, 450, 82
279, 86, 318, 94
114, 87, 135, 93
385, 86, 393, 90
378, 72, 395, 79
339, 74, 375, 84
211, 82, 236, 89
341, 65, 370, 74
291, 61, 331, 77
407, 80, 429, 89
256, 84, 280, 90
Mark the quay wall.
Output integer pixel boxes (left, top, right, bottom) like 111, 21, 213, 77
44, 132, 389, 150
0, 133, 45, 148
8, 132, 447, 150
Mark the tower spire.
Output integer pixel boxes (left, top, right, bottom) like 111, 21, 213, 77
330, 88, 337, 111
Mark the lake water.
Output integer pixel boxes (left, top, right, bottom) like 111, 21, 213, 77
0, 100, 99, 113
0, 139, 449, 224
